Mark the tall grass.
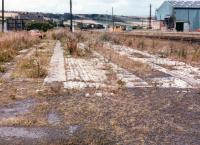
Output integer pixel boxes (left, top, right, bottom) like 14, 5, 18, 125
93, 32, 200, 64
0, 32, 39, 63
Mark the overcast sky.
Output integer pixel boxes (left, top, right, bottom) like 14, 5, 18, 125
1, 0, 165, 16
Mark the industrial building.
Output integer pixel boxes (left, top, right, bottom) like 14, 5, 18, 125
156, 1, 200, 31
0, 19, 7, 32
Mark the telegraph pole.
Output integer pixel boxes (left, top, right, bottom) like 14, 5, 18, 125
70, 0, 73, 32
2, 0, 4, 32
112, 7, 114, 31
149, 4, 152, 29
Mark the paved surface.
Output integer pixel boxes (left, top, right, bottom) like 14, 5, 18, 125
104, 43, 200, 88
44, 41, 66, 84
94, 52, 150, 88
64, 56, 107, 89
44, 41, 200, 89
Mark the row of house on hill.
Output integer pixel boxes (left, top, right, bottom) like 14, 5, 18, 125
156, 1, 200, 32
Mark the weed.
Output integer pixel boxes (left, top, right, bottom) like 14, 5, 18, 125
15, 51, 49, 78
0, 32, 39, 63
137, 38, 145, 49
0, 65, 6, 73
94, 44, 152, 76
48, 29, 67, 40
152, 39, 158, 49
127, 39, 133, 47
100, 33, 112, 42
117, 80, 126, 87
9, 94, 16, 100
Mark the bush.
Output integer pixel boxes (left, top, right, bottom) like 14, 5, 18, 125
132, 25, 143, 30
25, 21, 56, 32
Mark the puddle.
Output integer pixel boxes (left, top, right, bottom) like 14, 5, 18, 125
69, 125, 81, 134
48, 112, 61, 126
0, 99, 36, 119
0, 127, 46, 139
0, 125, 81, 141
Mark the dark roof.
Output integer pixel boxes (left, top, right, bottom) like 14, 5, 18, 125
168, 1, 200, 8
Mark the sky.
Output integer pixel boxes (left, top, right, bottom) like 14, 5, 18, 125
1, 0, 165, 16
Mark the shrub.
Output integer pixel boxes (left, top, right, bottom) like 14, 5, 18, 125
25, 21, 56, 32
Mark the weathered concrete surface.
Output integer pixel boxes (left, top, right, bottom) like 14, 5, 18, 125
105, 43, 200, 88
44, 41, 66, 84
94, 52, 150, 88
64, 56, 107, 89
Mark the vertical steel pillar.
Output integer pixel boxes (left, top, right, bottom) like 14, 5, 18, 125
149, 4, 152, 29
70, 0, 73, 32
112, 7, 114, 31
2, 0, 4, 32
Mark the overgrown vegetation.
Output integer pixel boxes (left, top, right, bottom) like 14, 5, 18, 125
50, 29, 91, 57
14, 41, 54, 78
95, 32, 200, 64
91, 41, 152, 76
0, 32, 39, 63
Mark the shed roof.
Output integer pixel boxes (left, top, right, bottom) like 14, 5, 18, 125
168, 1, 200, 8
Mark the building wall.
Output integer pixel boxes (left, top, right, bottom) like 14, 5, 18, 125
6, 19, 26, 31
157, 1, 200, 31
0, 21, 7, 32
175, 9, 200, 31
156, 1, 174, 20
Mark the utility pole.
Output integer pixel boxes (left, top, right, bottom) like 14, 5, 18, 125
160, 14, 162, 30
112, 7, 114, 32
2, 0, 4, 32
105, 10, 108, 30
70, 0, 73, 32
149, 4, 152, 29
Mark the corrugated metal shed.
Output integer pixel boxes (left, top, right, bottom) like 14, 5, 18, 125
156, 1, 200, 31
168, 1, 200, 8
